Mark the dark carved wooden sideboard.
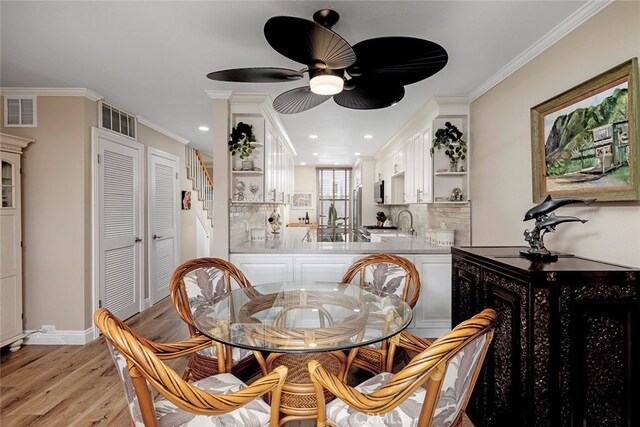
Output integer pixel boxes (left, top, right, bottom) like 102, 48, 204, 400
451, 246, 639, 427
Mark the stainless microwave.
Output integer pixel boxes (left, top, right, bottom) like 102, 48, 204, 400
374, 180, 384, 204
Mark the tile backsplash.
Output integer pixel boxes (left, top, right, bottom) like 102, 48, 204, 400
229, 204, 284, 248
389, 202, 471, 246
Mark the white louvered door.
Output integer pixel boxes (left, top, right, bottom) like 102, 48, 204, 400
148, 149, 179, 304
96, 129, 143, 321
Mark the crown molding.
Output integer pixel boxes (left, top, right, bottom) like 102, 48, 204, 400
469, 0, 613, 101
206, 90, 233, 100
0, 87, 103, 101
136, 116, 190, 145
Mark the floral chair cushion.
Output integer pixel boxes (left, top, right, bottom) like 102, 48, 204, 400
107, 342, 147, 427
326, 372, 426, 426
326, 333, 487, 427
362, 263, 408, 299
155, 373, 271, 427
433, 334, 487, 426
183, 267, 230, 319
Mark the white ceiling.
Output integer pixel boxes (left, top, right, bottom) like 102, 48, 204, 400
1, 1, 600, 166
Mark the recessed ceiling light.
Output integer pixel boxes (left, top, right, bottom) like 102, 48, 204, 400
309, 134, 318, 139
198, 126, 209, 131
334, 162, 339, 165
300, 162, 306, 166
312, 152, 319, 156
354, 152, 361, 156
364, 134, 373, 139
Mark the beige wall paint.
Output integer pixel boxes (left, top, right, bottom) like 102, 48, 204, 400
1, 95, 208, 332
289, 166, 317, 222
470, 1, 640, 267
1, 96, 88, 331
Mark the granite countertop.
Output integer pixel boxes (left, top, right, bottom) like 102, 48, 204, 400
231, 236, 450, 254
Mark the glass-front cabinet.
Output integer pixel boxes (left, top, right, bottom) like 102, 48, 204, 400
1, 159, 14, 208
1, 132, 34, 352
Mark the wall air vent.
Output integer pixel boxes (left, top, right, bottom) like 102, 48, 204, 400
4, 96, 37, 127
99, 101, 137, 139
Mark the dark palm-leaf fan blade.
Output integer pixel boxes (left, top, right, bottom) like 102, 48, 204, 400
334, 80, 404, 110
273, 87, 331, 114
206, 67, 303, 83
348, 37, 448, 85
264, 16, 356, 69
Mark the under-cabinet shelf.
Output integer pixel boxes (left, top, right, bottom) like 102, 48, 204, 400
231, 170, 264, 175
434, 172, 467, 176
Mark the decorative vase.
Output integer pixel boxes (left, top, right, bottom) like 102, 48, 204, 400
233, 156, 242, 171
449, 159, 459, 172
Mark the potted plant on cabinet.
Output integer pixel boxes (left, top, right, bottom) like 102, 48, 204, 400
229, 122, 257, 170
430, 122, 467, 172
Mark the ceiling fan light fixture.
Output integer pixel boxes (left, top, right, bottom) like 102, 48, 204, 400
309, 69, 344, 95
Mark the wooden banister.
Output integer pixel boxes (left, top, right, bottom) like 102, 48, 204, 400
194, 149, 214, 188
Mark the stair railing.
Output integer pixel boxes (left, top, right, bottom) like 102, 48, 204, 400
185, 146, 214, 226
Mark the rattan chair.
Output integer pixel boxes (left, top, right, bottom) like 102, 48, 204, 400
308, 309, 496, 427
340, 253, 421, 374
94, 308, 287, 427
170, 257, 258, 381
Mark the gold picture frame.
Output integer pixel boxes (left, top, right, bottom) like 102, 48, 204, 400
530, 58, 639, 202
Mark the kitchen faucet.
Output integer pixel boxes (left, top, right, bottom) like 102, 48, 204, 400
397, 209, 416, 236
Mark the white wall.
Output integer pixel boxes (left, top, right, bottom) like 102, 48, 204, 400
470, 1, 640, 267
289, 166, 317, 222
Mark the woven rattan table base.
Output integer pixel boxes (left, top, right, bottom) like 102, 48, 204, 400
272, 352, 342, 412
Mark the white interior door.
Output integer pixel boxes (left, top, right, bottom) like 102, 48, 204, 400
94, 128, 143, 321
148, 148, 179, 304
196, 215, 210, 257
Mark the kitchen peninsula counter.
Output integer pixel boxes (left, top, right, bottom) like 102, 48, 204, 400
230, 237, 450, 254
230, 237, 453, 337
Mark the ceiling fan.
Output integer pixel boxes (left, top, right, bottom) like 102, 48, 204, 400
206, 9, 448, 114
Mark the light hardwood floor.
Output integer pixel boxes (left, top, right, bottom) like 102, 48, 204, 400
0, 297, 473, 426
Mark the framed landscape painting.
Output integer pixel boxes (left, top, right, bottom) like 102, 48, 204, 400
530, 58, 639, 202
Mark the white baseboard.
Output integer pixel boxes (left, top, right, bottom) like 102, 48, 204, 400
24, 327, 94, 345
144, 298, 152, 309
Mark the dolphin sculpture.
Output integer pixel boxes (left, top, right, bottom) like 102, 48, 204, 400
524, 195, 595, 221
533, 213, 588, 233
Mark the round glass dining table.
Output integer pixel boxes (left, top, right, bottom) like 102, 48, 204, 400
191, 281, 413, 353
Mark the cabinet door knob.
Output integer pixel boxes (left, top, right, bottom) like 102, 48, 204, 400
153, 234, 163, 240
134, 237, 143, 243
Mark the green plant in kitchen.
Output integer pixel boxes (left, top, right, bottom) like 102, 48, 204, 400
430, 122, 467, 165
229, 122, 257, 159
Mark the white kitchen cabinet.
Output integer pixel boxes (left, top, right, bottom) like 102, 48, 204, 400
411, 254, 452, 337
1, 133, 33, 352
230, 251, 452, 337
230, 254, 294, 284
374, 97, 468, 206
391, 146, 405, 175
230, 95, 295, 205
294, 255, 354, 282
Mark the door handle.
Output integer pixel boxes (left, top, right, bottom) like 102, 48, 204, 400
153, 234, 163, 240
134, 237, 143, 243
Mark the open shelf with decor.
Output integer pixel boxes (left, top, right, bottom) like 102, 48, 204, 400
229, 95, 296, 205
431, 114, 470, 204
